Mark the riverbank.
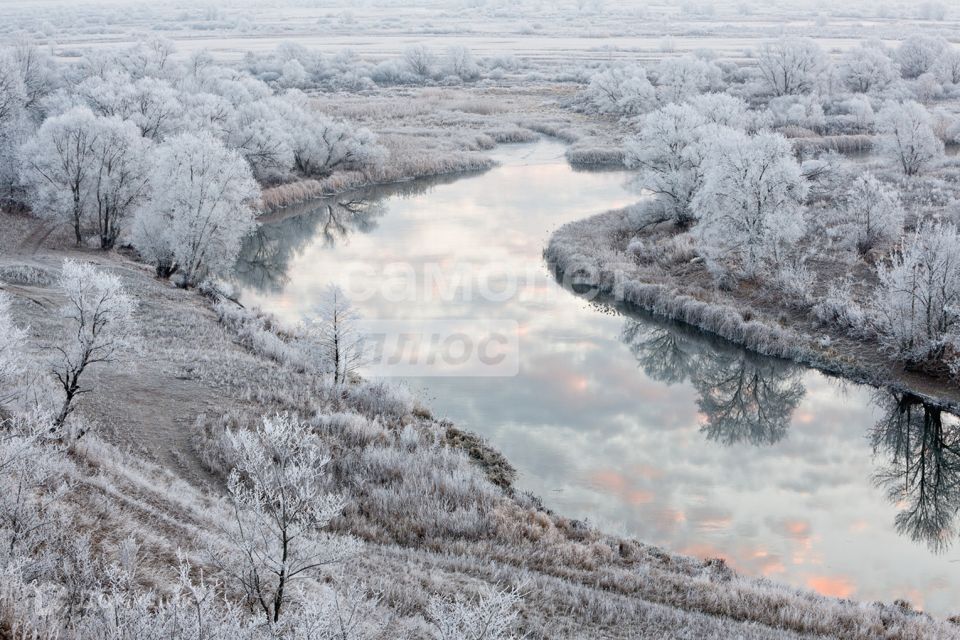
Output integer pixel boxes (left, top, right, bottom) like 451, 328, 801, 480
4, 206, 960, 637
545, 206, 960, 412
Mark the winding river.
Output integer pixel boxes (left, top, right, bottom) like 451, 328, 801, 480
237, 140, 960, 616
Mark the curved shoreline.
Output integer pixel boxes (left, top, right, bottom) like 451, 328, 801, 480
545, 207, 960, 413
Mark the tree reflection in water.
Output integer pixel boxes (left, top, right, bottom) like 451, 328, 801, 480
871, 392, 960, 552
234, 174, 465, 294
621, 316, 805, 447
235, 198, 386, 293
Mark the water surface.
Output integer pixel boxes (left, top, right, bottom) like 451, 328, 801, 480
238, 140, 960, 616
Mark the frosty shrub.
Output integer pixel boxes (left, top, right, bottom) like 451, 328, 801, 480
0, 292, 28, 409
580, 65, 656, 116
427, 584, 523, 640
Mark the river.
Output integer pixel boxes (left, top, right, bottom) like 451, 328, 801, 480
236, 140, 960, 616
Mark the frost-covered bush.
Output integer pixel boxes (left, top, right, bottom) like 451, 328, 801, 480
0, 264, 53, 287
812, 277, 867, 334
768, 95, 826, 132
653, 55, 722, 104
579, 65, 656, 116
0, 292, 28, 409
344, 380, 414, 420
428, 584, 523, 640
213, 300, 306, 371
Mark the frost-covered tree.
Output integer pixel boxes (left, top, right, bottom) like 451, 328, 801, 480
0, 293, 28, 410
837, 173, 905, 255
87, 117, 151, 249
876, 100, 944, 175
933, 48, 960, 85
131, 132, 259, 284
20, 107, 99, 245
897, 35, 948, 79
21, 108, 151, 249
304, 285, 365, 384
581, 65, 656, 116
51, 260, 136, 426
840, 44, 900, 93
214, 413, 355, 624
444, 45, 480, 81
692, 131, 808, 278
278, 95, 385, 178
623, 103, 723, 227
0, 50, 27, 202
755, 39, 826, 96
654, 55, 722, 104
873, 222, 960, 367
11, 41, 58, 121
76, 74, 183, 141
402, 45, 435, 78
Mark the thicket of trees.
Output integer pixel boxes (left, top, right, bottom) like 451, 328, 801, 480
2, 38, 388, 285
601, 36, 960, 376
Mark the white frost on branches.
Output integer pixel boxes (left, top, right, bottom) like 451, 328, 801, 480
691, 131, 808, 278
51, 260, 136, 426
215, 413, 357, 624
131, 131, 259, 284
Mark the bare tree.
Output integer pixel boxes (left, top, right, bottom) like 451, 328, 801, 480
50, 260, 136, 427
